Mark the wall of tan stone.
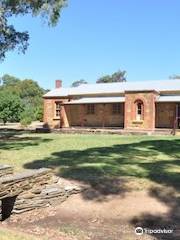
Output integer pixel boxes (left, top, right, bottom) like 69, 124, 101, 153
124, 91, 157, 130
155, 103, 176, 128
65, 103, 124, 127
65, 105, 81, 126
0, 165, 81, 219
43, 99, 60, 128
43, 95, 178, 130
43, 98, 70, 128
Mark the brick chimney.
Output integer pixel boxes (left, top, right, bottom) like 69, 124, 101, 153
55, 80, 62, 89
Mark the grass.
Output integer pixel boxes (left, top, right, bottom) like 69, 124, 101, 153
1, 130, 180, 239
0, 130, 180, 195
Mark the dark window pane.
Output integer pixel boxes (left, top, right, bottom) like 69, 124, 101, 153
87, 104, 95, 114
112, 103, 121, 114
55, 102, 61, 117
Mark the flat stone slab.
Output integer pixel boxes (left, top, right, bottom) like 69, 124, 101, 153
0, 164, 12, 170
0, 168, 53, 199
0, 168, 52, 184
0, 165, 83, 217
0, 164, 13, 177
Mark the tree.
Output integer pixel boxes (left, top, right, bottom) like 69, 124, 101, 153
96, 75, 112, 84
0, 92, 23, 124
71, 79, 88, 87
111, 70, 126, 82
1, 74, 20, 86
169, 75, 180, 79
96, 70, 127, 83
0, 74, 22, 95
19, 79, 45, 121
0, 74, 46, 122
0, 0, 67, 60
19, 79, 45, 98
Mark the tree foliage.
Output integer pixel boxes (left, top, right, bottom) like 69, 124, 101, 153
96, 70, 127, 83
169, 75, 180, 79
0, 74, 46, 124
1, 74, 20, 86
71, 79, 88, 87
0, 0, 67, 60
0, 91, 23, 124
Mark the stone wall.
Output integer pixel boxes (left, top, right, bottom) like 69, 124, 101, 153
124, 91, 158, 130
44, 100, 124, 129
65, 103, 124, 127
0, 165, 81, 220
43, 93, 178, 131
43, 98, 70, 128
155, 103, 176, 128
0, 165, 13, 178
43, 98, 59, 128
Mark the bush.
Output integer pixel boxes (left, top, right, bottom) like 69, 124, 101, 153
0, 75, 45, 123
20, 108, 33, 126
0, 91, 23, 124
20, 116, 32, 127
35, 106, 43, 121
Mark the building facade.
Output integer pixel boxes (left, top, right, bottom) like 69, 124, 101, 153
43, 80, 180, 131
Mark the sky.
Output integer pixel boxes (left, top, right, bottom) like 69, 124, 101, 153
1, 0, 180, 89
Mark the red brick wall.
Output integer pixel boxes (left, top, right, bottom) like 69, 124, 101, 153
44, 92, 163, 130
124, 91, 157, 130
43, 100, 124, 128
65, 103, 124, 127
156, 103, 176, 128
43, 98, 70, 128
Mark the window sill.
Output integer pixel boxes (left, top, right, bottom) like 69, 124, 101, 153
132, 120, 143, 124
53, 117, 60, 120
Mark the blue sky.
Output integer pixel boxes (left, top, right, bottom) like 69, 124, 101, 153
1, 0, 180, 89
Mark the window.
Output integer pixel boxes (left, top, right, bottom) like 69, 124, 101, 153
86, 104, 95, 114
135, 100, 144, 121
55, 102, 61, 117
112, 103, 121, 114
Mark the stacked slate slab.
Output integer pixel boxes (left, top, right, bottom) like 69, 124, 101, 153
0, 165, 13, 177
0, 165, 82, 219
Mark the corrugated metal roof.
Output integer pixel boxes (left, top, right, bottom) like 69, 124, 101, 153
44, 80, 180, 98
44, 88, 71, 97
64, 97, 125, 104
157, 96, 180, 102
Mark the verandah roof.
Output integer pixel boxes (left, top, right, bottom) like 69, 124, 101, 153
64, 95, 180, 105
157, 96, 180, 102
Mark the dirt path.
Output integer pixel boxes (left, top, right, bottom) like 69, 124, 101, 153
1, 187, 175, 240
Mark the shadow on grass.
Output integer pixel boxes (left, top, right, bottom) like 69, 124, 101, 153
131, 186, 180, 240
23, 137, 180, 239
0, 130, 53, 150
23, 138, 180, 197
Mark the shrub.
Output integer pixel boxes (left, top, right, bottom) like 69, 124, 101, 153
20, 108, 33, 126
0, 92, 23, 124
35, 106, 43, 121
20, 116, 32, 127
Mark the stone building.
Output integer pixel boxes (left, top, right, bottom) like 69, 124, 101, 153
43, 80, 180, 131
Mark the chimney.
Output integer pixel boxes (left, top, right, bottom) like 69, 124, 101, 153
55, 80, 62, 89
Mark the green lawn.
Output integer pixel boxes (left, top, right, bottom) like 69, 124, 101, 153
0, 130, 180, 193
